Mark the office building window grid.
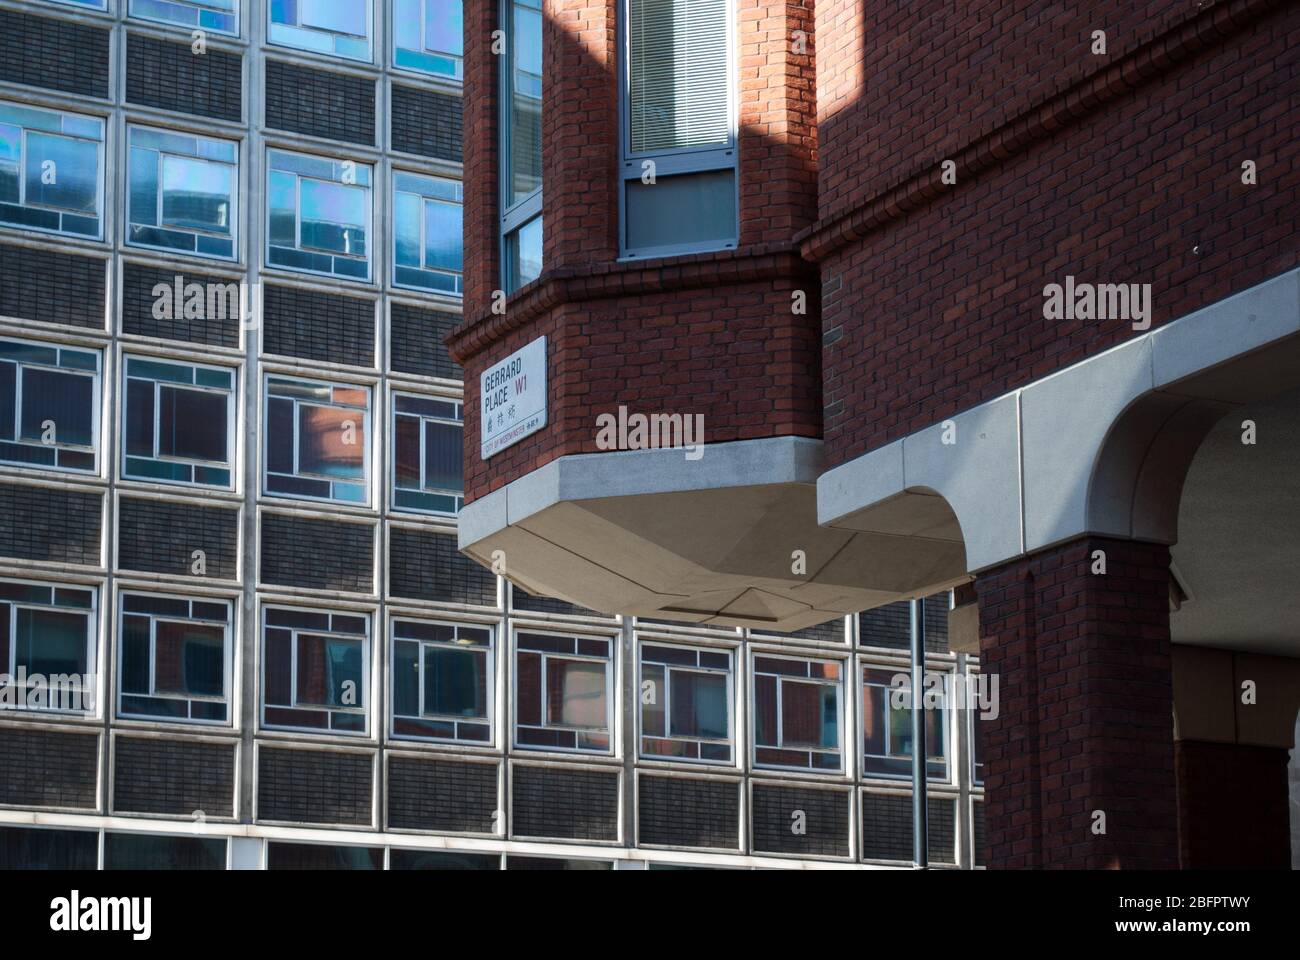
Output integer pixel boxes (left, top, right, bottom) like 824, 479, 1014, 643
0, 0, 982, 869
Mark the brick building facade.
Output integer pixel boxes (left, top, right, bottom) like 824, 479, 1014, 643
454, 0, 1300, 869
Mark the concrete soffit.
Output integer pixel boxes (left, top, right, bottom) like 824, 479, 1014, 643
459, 436, 825, 553
818, 267, 1300, 574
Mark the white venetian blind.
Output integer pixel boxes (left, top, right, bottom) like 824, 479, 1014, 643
628, 0, 731, 154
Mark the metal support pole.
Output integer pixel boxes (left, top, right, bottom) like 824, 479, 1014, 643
911, 597, 929, 868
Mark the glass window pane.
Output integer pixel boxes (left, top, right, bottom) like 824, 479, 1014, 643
393, 639, 419, 716
669, 670, 727, 740
159, 386, 228, 462
265, 396, 295, 475
298, 404, 364, 479
25, 133, 98, 214
161, 155, 232, 233
753, 673, 777, 746
779, 679, 837, 749
508, 215, 543, 291
267, 842, 382, 870
300, 179, 367, 256
423, 420, 462, 493
390, 848, 496, 870
427, 0, 463, 54
641, 662, 665, 737
20, 369, 92, 446
104, 833, 225, 870
627, 0, 731, 153
15, 608, 87, 677
506, 1, 543, 206
301, 0, 366, 35
154, 621, 224, 697
394, 0, 422, 47
546, 658, 605, 729
394, 414, 421, 489
394, 191, 421, 267
120, 614, 151, 695
424, 198, 462, 272
423, 646, 486, 718
296, 634, 363, 708
625, 170, 736, 253
0, 827, 97, 870
516, 651, 541, 726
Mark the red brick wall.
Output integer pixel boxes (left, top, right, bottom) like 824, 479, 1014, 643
975, 537, 1178, 869
813, 0, 1199, 224
452, 0, 822, 502
815, 0, 1300, 468
455, 253, 821, 501
1175, 740, 1293, 869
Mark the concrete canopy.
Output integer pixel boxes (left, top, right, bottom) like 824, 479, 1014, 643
458, 437, 967, 630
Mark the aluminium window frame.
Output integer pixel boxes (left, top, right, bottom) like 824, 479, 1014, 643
259, 371, 374, 508
498, 0, 543, 293
114, 591, 235, 727
0, 577, 99, 717
264, 147, 375, 285
0, 100, 106, 243
616, 0, 740, 260
748, 649, 846, 776
0, 336, 102, 477
258, 604, 373, 738
388, 388, 463, 517
967, 664, 984, 789
511, 627, 617, 757
391, 0, 465, 81
120, 353, 238, 492
635, 638, 736, 767
387, 616, 495, 746
266, 0, 374, 63
124, 124, 240, 263
857, 659, 955, 785
127, 0, 242, 38
390, 169, 464, 296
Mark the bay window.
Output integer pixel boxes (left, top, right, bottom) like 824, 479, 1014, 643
620, 0, 736, 258
499, 0, 543, 292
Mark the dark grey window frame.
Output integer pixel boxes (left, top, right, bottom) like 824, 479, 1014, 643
617, 0, 739, 260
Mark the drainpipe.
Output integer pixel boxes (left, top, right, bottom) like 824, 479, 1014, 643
911, 598, 929, 868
